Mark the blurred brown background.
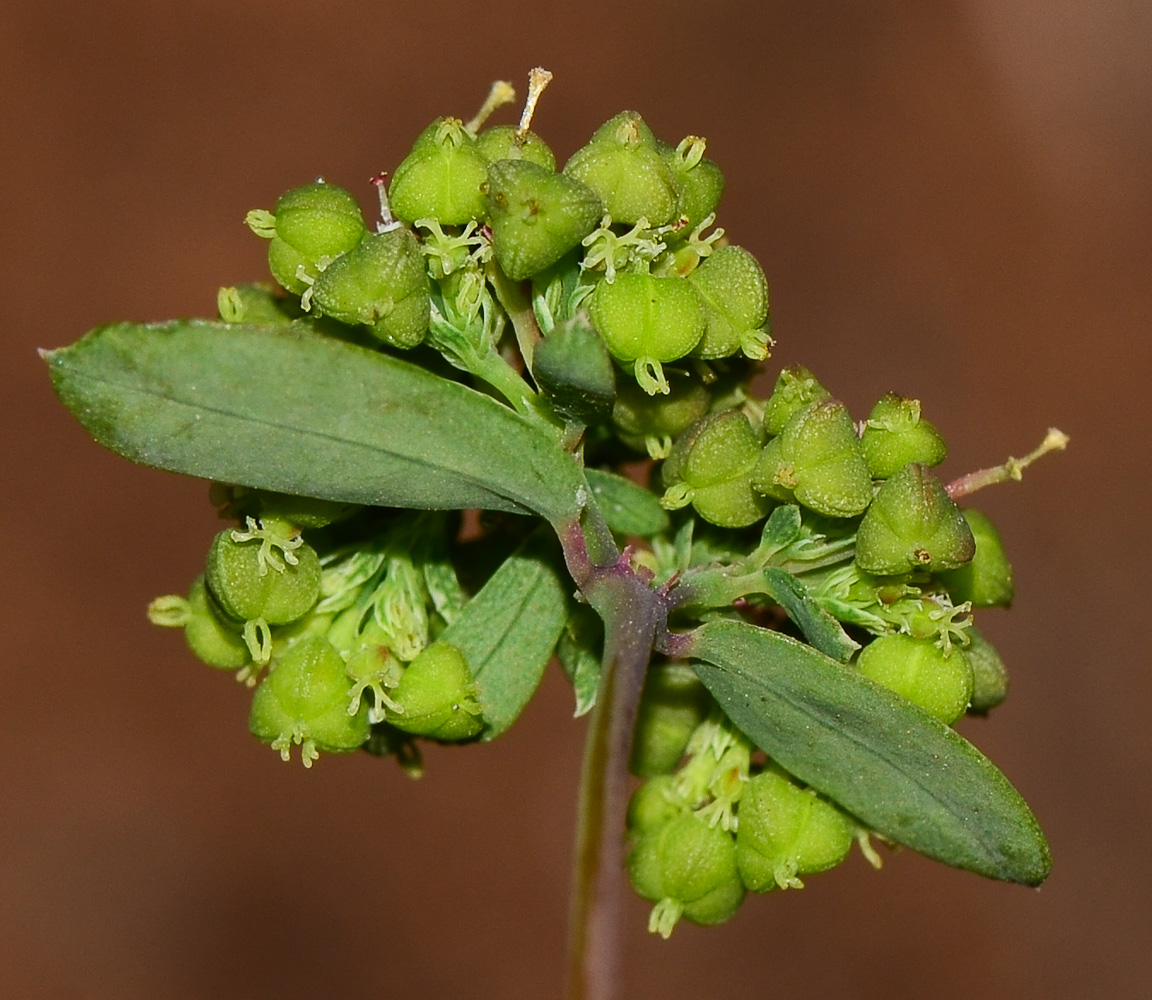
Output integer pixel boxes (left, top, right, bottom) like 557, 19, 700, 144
3, 2, 1149, 998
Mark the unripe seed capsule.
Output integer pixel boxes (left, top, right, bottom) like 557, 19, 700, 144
563, 111, 681, 226
735, 766, 853, 892
384, 640, 485, 741
860, 393, 948, 479
660, 136, 725, 234
630, 662, 713, 778
388, 118, 490, 225
856, 632, 974, 724
589, 272, 705, 396
311, 228, 430, 349
762, 365, 831, 436
475, 124, 557, 170
248, 636, 370, 766
485, 159, 603, 281
612, 370, 711, 459
627, 774, 689, 836
662, 409, 771, 528
183, 576, 251, 670
205, 526, 321, 625
687, 245, 770, 361
255, 182, 367, 295
855, 463, 976, 576
964, 627, 1010, 714
751, 398, 873, 518
936, 509, 1014, 607
628, 813, 745, 937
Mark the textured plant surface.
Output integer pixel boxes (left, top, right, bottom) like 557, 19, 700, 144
44, 70, 1065, 1000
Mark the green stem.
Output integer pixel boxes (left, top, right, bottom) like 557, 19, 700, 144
488, 260, 543, 370
558, 516, 667, 1000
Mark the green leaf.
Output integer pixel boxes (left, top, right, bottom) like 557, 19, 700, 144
584, 468, 670, 538
557, 604, 604, 717
761, 567, 859, 662
439, 527, 569, 740
44, 321, 586, 523
685, 619, 1050, 885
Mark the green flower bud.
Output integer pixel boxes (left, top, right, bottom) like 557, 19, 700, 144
964, 627, 1010, 714
612, 369, 711, 459
686, 245, 771, 361
563, 111, 680, 226
248, 636, 370, 766
860, 393, 948, 479
628, 813, 745, 937
855, 463, 976, 576
662, 409, 772, 528
475, 124, 556, 170
627, 774, 689, 837
388, 118, 490, 225
589, 272, 705, 395
762, 365, 831, 436
660, 136, 724, 233
735, 765, 853, 892
531, 312, 616, 423
751, 399, 873, 518
183, 576, 251, 670
384, 640, 484, 741
486, 159, 602, 280
936, 509, 1014, 607
249, 182, 367, 295
630, 662, 713, 778
856, 632, 974, 724
205, 521, 321, 625
311, 228, 430, 349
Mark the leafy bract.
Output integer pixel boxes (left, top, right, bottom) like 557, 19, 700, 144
584, 468, 670, 538
440, 528, 569, 740
44, 321, 587, 523
685, 618, 1050, 885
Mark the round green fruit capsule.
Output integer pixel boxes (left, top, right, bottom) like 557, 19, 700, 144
205, 526, 322, 625
311, 228, 430, 349
735, 766, 853, 892
662, 409, 772, 528
856, 632, 974, 724
751, 398, 873, 518
628, 813, 745, 937
249, 636, 370, 766
686, 245, 770, 361
860, 393, 948, 479
612, 369, 711, 458
627, 775, 689, 837
855, 463, 975, 576
384, 640, 484, 741
762, 365, 831, 436
563, 111, 680, 226
630, 662, 713, 778
660, 136, 724, 233
589, 272, 705, 395
257, 182, 367, 295
936, 509, 1014, 607
486, 159, 602, 280
388, 117, 490, 225
184, 576, 251, 670
475, 124, 556, 170
964, 627, 1009, 714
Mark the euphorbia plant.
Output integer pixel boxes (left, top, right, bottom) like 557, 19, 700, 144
44, 69, 1066, 1000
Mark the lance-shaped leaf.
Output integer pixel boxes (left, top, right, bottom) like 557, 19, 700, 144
44, 321, 587, 523
761, 567, 859, 662
439, 528, 569, 740
684, 619, 1050, 885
